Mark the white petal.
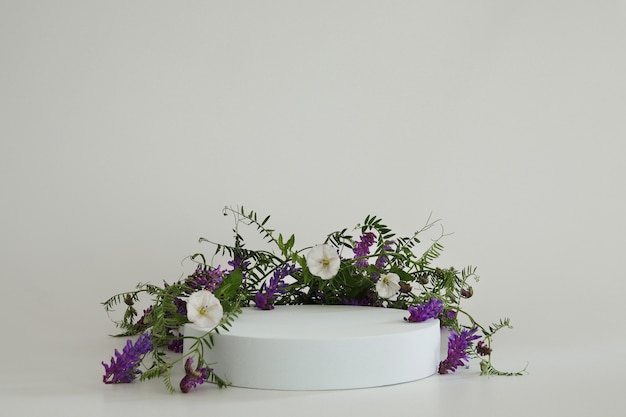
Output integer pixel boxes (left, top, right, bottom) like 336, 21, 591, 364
186, 289, 224, 330
193, 303, 223, 329
376, 273, 401, 299
306, 244, 340, 280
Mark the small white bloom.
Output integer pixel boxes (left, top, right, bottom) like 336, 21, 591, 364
306, 244, 341, 280
186, 289, 223, 329
376, 273, 401, 299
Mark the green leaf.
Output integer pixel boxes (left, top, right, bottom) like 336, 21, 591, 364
214, 269, 243, 302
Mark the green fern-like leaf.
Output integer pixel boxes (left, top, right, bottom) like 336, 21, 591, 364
162, 367, 176, 393
487, 318, 513, 336
418, 241, 444, 266
480, 360, 527, 376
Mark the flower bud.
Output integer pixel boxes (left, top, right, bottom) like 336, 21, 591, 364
398, 281, 412, 293
124, 294, 134, 306
477, 340, 492, 356
461, 286, 473, 298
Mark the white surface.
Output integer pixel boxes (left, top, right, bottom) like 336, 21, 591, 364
184, 306, 440, 390
1, 1, 626, 416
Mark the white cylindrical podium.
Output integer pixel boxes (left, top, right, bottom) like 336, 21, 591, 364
183, 305, 440, 390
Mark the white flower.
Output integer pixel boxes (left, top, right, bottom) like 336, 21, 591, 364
306, 244, 341, 280
376, 273, 401, 299
186, 289, 223, 329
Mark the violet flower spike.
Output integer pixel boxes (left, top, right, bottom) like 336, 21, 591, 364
102, 332, 153, 384
372, 240, 392, 281
342, 292, 376, 306
353, 232, 376, 269
167, 331, 184, 353
186, 265, 225, 293
445, 310, 457, 320
255, 263, 299, 310
228, 256, 250, 282
180, 357, 208, 393
438, 327, 481, 374
228, 255, 250, 272
255, 291, 270, 310
405, 297, 444, 322
173, 297, 187, 316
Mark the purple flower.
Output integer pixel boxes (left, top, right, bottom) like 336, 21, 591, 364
372, 240, 392, 280
180, 357, 208, 393
254, 292, 270, 310
342, 292, 376, 306
186, 265, 225, 293
405, 297, 444, 322
228, 256, 250, 272
173, 297, 187, 316
445, 310, 457, 320
438, 327, 481, 374
461, 286, 474, 298
228, 256, 250, 283
353, 232, 376, 268
476, 340, 492, 356
135, 305, 153, 327
374, 254, 387, 270
167, 331, 184, 353
102, 332, 153, 384
255, 263, 299, 310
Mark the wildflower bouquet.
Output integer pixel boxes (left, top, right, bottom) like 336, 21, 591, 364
102, 206, 523, 393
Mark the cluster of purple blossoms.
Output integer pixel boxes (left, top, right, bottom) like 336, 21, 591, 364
438, 327, 481, 374
444, 310, 457, 320
173, 297, 187, 316
255, 263, 300, 310
180, 357, 209, 393
228, 256, 251, 273
102, 332, 153, 384
167, 331, 184, 353
372, 240, 392, 281
353, 232, 376, 269
476, 340, 492, 356
228, 255, 251, 285
405, 297, 444, 322
342, 292, 377, 306
186, 265, 226, 292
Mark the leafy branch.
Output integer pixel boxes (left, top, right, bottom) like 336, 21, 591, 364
102, 205, 523, 393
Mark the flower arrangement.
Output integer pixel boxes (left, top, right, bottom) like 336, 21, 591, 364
102, 206, 523, 393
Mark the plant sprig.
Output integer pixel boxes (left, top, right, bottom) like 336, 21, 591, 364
102, 205, 523, 393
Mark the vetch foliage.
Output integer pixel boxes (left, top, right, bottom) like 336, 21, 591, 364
102, 206, 524, 393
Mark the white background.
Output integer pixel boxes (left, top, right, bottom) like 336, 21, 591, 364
1, 1, 625, 415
